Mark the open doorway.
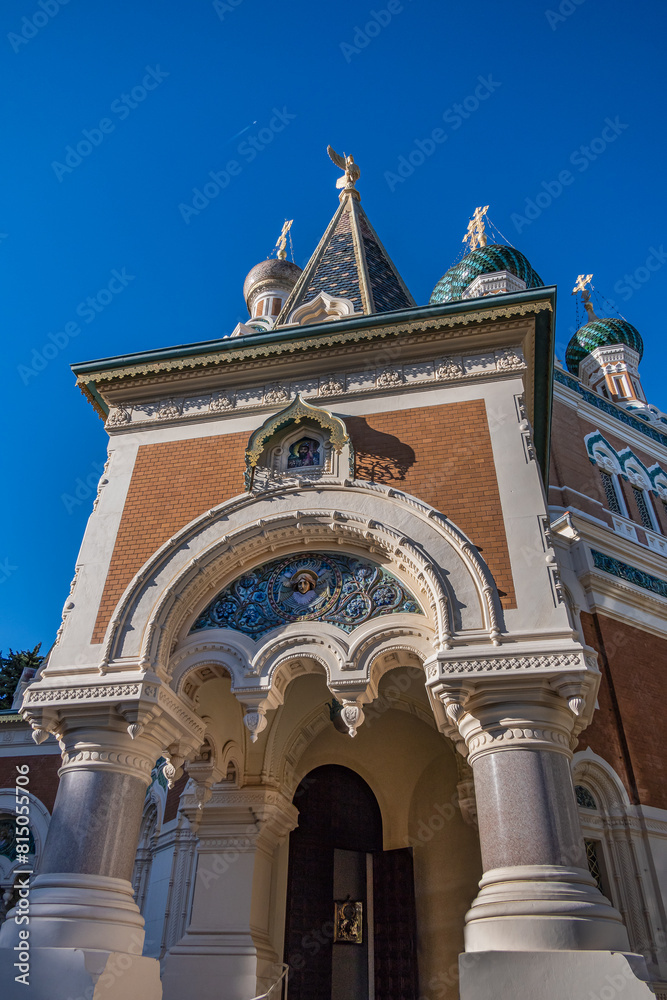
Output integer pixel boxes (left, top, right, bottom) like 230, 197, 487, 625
284, 764, 419, 1000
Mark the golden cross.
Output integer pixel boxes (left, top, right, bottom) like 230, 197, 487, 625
463, 205, 489, 251
275, 219, 293, 260
572, 273, 593, 296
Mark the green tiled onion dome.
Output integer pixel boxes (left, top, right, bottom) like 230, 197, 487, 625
565, 317, 643, 375
430, 245, 544, 304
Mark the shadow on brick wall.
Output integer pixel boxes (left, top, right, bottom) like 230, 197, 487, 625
346, 416, 416, 482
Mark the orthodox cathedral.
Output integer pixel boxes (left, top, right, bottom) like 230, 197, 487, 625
1, 152, 666, 1000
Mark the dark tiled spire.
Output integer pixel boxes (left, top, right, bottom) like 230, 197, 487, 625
276, 189, 415, 324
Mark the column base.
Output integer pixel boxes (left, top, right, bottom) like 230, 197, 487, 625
465, 865, 630, 952
0, 873, 145, 954
0, 946, 161, 1000
459, 950, 654, 1000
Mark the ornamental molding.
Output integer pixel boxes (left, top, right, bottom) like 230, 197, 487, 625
101, 346, 527, 431
466, 725, 572, 757
59, 748, 155, 774
245, 393, 349, 469
427, 651, 584, 677
555, 370, 667, 451
80, 303, 547, 394
24, 682, 145, 703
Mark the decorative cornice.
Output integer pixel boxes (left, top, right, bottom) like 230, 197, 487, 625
100, 347, 528, 432
555, 368, 667, 449
590, 549, 667, 599
426, 651, 584, 677
75, 301, 548, 390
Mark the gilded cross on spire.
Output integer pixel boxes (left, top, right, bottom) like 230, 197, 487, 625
463, 205, 489, 251
572, 273, 593, 296
275, 219, 293, 260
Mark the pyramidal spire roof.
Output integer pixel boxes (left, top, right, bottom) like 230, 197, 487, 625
276, 157, 415, 325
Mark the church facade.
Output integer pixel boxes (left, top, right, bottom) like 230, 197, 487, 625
1, 160, 666, 1000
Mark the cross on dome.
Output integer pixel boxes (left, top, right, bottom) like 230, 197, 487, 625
463, 205, 489, 251
572, 273, 594, 297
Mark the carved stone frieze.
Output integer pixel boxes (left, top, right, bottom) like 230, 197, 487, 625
103, 346, 528, 430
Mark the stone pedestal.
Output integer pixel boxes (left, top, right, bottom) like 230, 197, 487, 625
161, 786, 297, 1000
459, 951, 655, 1000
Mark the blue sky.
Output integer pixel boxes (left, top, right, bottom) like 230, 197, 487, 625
2, 0, 666, 652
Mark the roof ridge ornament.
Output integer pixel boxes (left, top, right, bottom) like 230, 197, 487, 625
327, 145, 361, 201
462, 205, 489, 251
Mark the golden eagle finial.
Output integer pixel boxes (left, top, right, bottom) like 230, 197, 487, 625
327, 145, 361, 196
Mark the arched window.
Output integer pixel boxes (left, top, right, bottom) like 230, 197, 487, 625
572, 752, 661, 976
599, 470, 623, 516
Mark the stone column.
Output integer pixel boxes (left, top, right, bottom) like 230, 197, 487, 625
0, 680, 206, 1000
434, 678, 630, 952
428, 668, 655, 998
162, 786, 297, 1000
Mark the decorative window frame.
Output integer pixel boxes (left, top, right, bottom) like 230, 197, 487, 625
244, 393, 353, 489
585, 432, 628, 518
619, 450, 660, 532
571, 750, 660, 973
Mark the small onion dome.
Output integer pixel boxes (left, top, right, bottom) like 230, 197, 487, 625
565, 317, 644, 375
430, 245, 544, 304
243, 258, 302, 315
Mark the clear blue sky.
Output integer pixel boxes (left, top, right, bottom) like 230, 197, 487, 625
2, 0, 666, 652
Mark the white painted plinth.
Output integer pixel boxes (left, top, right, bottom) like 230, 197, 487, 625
161, 948, 258, 1000
459, 950, 654, 1000
0, 873, 146, 954
0, 946, 161, 1000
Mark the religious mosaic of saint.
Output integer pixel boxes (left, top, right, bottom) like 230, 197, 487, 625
272, 561, 334, 616
191, 552, 423, 640
287, 436, 321, 469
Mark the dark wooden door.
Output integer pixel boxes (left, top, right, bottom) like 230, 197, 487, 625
373, 848, 419, 1000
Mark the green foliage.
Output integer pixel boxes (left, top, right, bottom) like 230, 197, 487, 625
0, 645, 43, 711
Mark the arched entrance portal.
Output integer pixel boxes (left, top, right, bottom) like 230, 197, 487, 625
284, 765, 419, 1000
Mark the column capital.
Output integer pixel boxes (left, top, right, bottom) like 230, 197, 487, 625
425, 647, 599, 764
20, 674, 207, 784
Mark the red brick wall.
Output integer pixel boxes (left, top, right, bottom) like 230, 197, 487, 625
92, 431, 249, 642
93, 399, 516, 641
347, 400, 516, 607
550, 395, 666, 533
578, 612, 667, 809
0, 753, 61, 812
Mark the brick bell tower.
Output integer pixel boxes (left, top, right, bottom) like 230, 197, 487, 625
0, 155, 656, 1000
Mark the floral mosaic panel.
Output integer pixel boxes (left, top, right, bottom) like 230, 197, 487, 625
190, 553, 423, 640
